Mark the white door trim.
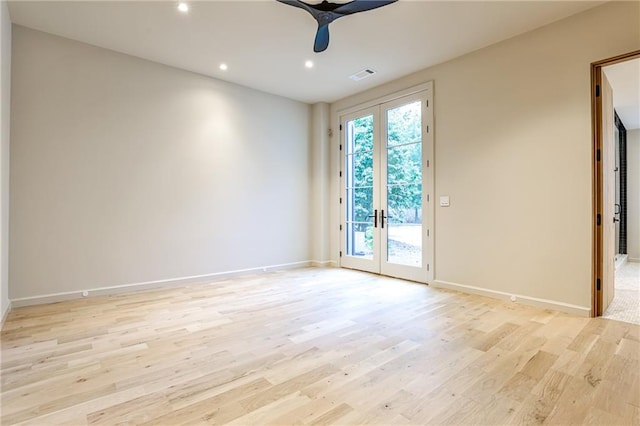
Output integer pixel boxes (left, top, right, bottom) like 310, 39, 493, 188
338, 83, 434, 283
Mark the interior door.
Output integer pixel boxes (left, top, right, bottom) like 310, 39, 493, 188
601, 72, 616, 312
340, 87, 433, 283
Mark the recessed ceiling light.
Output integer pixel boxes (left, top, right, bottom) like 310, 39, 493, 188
219, 63, 228, 71
305, 60, 314, 69
177, 3, 189, 13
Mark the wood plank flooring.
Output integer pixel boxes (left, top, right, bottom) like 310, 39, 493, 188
1, 267, 639, 425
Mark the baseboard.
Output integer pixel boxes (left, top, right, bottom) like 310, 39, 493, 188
628, 257, 640, 263
1, 300, 11, 329
431, 279, 591, 317
11, 261, 315, 308
310, 260, 338, 267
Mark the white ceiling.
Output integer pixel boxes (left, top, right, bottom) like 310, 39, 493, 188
604, 58, 640, 130
8, 0, 605, 104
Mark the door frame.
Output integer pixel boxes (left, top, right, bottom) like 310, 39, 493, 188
591, 50, 640, 316
337, 81, 435, 283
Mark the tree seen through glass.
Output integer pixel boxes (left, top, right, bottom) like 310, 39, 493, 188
346, 102, 423, 265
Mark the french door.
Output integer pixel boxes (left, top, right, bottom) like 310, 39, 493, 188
340, 88, 434, 283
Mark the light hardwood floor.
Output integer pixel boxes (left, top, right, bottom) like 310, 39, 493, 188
1, 267, 639, 425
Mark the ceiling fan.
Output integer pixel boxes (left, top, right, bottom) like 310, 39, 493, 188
276, 0, 398, 53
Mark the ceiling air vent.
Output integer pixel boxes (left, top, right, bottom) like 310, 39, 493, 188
349, 69, 376, 82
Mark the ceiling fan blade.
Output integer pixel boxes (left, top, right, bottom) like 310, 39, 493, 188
314, 24, 330, 53
277, 0, 397, 53
334, 0, 398, 16
275, 0, 317, 16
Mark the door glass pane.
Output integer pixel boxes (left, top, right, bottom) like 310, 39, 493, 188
345, 114, 374, 259
387, 143, 421, 186
347, 150, 373, 189
346, 186, 373, 222
387, 101, 421, 147
346, 222, 374, 258
386, 101, 422, 267
348, 115, 374, 153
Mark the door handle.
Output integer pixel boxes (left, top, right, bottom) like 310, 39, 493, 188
615, 204, 621, 215
380, 209, 387, 229
368, 209, 378, 228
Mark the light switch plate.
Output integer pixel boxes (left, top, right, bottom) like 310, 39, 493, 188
440, 196, 450, 207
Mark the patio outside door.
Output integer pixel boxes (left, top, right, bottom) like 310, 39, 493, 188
340, 86, 434, 283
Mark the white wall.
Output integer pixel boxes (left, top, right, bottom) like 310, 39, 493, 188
330, 1, 640, 314
10, 26, 311, 302
0, 1, 11, 322
628, 129, 640, 262
309, 103, 331, 264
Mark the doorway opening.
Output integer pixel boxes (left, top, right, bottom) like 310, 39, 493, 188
613, 111, 627, 266
591, 50, 640, 323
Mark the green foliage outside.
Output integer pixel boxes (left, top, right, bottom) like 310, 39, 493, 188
347, 101, 422, 230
